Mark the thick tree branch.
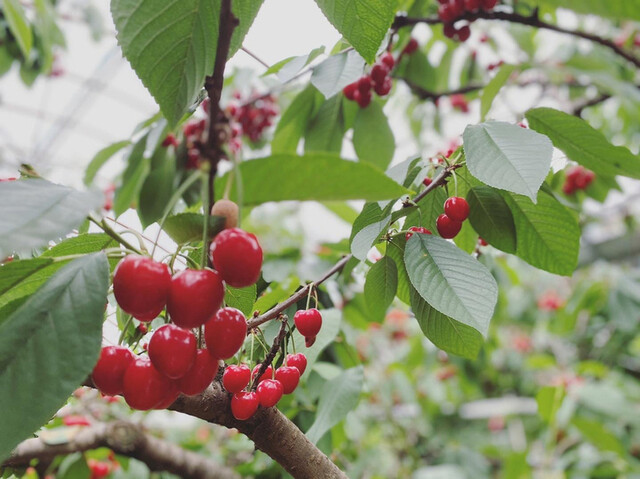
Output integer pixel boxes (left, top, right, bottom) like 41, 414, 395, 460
3, 421, 239, 479
393, 10, 640, 69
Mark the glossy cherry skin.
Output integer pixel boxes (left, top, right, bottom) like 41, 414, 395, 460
252, 364, 274, 384
436, 214, 463, 239
286, 353, 307, 375
148, 324, 197, 379
167, 269, 225, 329
122, 357, 175, 410
444, 197, 470, 222
257, 379, 283, 408
305, 336, 316, 347
275, 366, 300, 394
380, 51, 395, 69
294, 308, 322, 337
371, 63, 389, 85
223, 364, 251, 393
403, 38, 419, 55
155, 384, 180, 409
204, 307, 247, 359
405, 226, 432, 241
92, 346, 134, 396
176, 349, 219, 396
209, 228, 263, 288
113, 255, 171, 321
231, 392, 259, 420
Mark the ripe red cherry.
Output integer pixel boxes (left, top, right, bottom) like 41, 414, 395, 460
113, 255, 171, 321
357, 76, 372, 94
223, 364, 251, 393
252, 364, 274, 384
88, 460, 111, 479
92, 346, 134, 396
436, 214, 463, 239
167, 269, 225, 329
275, 366, 300, 394
294, 308, 322, 337
123, 357, 175, 410
257, 379, 283, 408
176, 349, 219, 396
286, 353, 307, 375
405, 226, 432, 241
444, 197, 470, 221
423, 177, 433, 187
481, 0, 497, 9
204, 307, 247, 359
370, 63, 390, 85
403, 38, 419, 55
380, 51, 395, 69
356, 89, 372, 108
457, 25, 471, 42
343, 82, 358, 100
155, 385, 180, 409
210, 228, 263, 288
231, 391, 259, 420
148, 324, 197, 379
305, 336, 316, 347
465, 0, 481, 10
373, 77, 392, 96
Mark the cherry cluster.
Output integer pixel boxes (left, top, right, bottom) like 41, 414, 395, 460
226, 93, 279, 143
343, 51, 396, 108
91, 227, 263, 411
562, 165, 595, 195
437, 0, 498, 42
437, 196, 470, 239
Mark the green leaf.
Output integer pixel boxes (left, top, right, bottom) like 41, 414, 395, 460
1, 0, 32, 58
396, 51, 437, 92
310, 50, 365, 99
404, 187, 448, 234
572, 417, 626, 457
84, 142, 131, 186
364, 256, 397, 317
0, 253, 109, 461
304, 95, 346, 154
306, 366, 363, 444
526, 107, 640, 179
353, 100, 395, 170
466, 186, 516, 254
404, 235, 497, 336
410, 287, 482, 359
264, 47, 325, 82
480, 64, 516, 121
452, 221, 478, 254
0, 258, 53, 296
272, 85, 323, 154
224, 285, 256, 317
536, 0, 640, 22
215, 153, 409, 205
138, 152, 176, 228
162, 213, 225, 244
536, 386, 565, 423
349, 203, 392, 261
313, 0, 395, 63
386, 240, 411, 305
111, 0, 263, 125
463, 121, 553, 202
114, 135, 149, 216
0, 179, 102, 258
502, 190, 580, 276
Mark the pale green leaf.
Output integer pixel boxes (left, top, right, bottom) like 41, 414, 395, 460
310, 50, 365, 99
364, 256, 397, 317
1, 0, 32, 58
353, 100, 395, 170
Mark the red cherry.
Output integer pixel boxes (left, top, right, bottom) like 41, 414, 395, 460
481, 0, 497, 9
294, 308, 323, 337
252, 364, 274, 383
204, 307, 247, 359
257, 379, 283, 408
438, 4, 456, 22
357, 76, 372, 94
380, 52, 395, 69
286, 353, 307, 375
223, 364, 251, 393
275, 366, 300, 394
370, 64, 390, 85
478, 237, 489, 247
583, 170, 596, 187
113, 256, 171, 321
231, 391, 259, 420
210, 228, 263, 288
305, 336, 317, 347
343, 82, 358, 100
161, 133, 179, 148
155, 385, 180, 409
167, 269, 225, 329
88, 460, 111, 479
405, 226, 432, 241
63, 415, 90, 426
443, 23, 457, 39
457, 25, 471, 42
356, 89, 372, 108
176, 349, 219, 396
92, 346, 134, 396
373, 77, 392, 96
465, 0, 481, 10
423, 177, 433, 187
123, 357, 175, 410
402, 38, 419, 55
436, 214, 463, 239
444, 197, 470, 221
148, 324, 197, 379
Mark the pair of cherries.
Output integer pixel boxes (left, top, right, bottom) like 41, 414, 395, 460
405, 196, 470, 241
294, 308, 323, 347
224, 353, 308, 420
563, 165, 595, 195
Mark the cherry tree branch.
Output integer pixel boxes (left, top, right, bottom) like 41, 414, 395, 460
250, 317, 288, 390
572, 92, 612, 116
393, 10, 640, 69
401, 79, 484, 101
412, 164, 463, 205
3, 421, 239, 479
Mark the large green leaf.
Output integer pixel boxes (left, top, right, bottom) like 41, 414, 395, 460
306, 366, 364, 444
0, 179, 102, 258
224, 284, 256, 317
111, 0, 263, 125
503, 190, 580, 276
404, 235, 497, 336
138, 151, 176, 228
463, 121, 553, 202
84, 140, 131, 185
162, 213, 225, 244
353, 100, 395, 170
114, 135, 149, 216
536, 0, 640, 22
349, 202, 392, 261
264, 46, 325, 83
272, 85, 323, 154
310, 50, 365, 98
466, 186, 516, 254
386, 240, 411, 305
313, 0, 395, 63
0, 253, 109, 461
572, 417, 626, 457
304, 95, 346, 154
216, 153, 409, 205
410, 287, 483, 359
1, 0, 32, 58
526, 107, 640, 179
0, 258, 53, 296
364, 256, 397, 318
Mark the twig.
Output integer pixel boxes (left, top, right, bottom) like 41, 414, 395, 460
412, 164, 462, 205
241, 46, 270, 69
393, 10, 640, 69
250, 317, 288, 390
572, 92, 611, 116
402, 79, 484, 101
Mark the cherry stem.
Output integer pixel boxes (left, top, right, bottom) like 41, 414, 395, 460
305, 285, 314, 310
200, 169, 211, 269
88, 215, 142, 255
118, 314, 134, 345
250, 317, 288, 392
452, 170, 459, 198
